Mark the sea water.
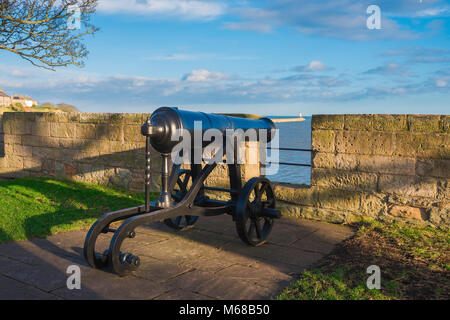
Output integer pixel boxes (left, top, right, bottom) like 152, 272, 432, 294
266, 116, 311, 185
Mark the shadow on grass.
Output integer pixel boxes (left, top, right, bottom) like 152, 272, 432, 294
0, 177, 145, 244
0, 178, 151, 299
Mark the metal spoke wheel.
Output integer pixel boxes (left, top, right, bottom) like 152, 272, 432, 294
235, 177, 276, 246
163, 169, 199, 230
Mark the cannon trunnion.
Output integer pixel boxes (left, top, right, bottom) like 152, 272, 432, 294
83, 107, 281, 276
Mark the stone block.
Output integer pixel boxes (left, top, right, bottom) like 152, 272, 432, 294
335, 153, 360, 170
312, 168, 377, 191
284, 205, 348, 224
437, 179, 449, 200
31, 122, 51, 137
41, 159, 55, 175
58, 149, 79, 162
23, 158, 42, 172
318, 189, 361, 212
32, 147, 57, 160
394, 133, 448, 159
388, 205, 427, 221
124, 125, 143, 142
408, 115, 440, 133
50, 123, 76, 138
273, 184, 318, 206
21, 135, 42, 147
344, 115, 373, 131
63, 163, 78, 177
358, 155, 415, 175
440, 115, 449, 134
75, 124, 96, 139
10, 121, 32, 135
58, 138, 74, 149
3, 155, 23, 169
43, 137, 60, 148
34, 113, 48, 122
3, 143, 13, 155
67, 113, 81, 122
311, 130, 335, 153
378, 174, 438, 198
429, 206, 450, 226
373, 114, 407, 132
312, 152, 335, 169
104, 113, 126, 124
46, 113, 69, 123
336, 131, 394, 155
122, 113, 147, 124
311, 115, 344, 130
13, 145, 32, 157
416, 159, 450, 178
96, 124, 124, 141
78, 113, 104, 124
3, 134, 21, 145
360, 193, 387, 216
108, 168, 132, 189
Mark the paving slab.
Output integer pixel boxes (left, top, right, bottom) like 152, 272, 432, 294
0, 217, 354, 299
0, 274, 60, 300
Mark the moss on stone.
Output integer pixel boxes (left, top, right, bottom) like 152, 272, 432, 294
344, 115, 373, 131
312, 114, 344, 130
373, 114, 407, 132
408, 115, 440, 133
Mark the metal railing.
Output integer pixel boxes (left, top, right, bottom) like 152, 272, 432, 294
262, 146, 313, 168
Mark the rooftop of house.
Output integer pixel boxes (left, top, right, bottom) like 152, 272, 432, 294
0, 89, 9, 98
0, 89, 36, 101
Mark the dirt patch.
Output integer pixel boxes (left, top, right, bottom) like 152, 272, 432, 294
279, 221, 449, 300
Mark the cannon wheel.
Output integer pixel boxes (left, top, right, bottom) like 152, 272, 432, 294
164, 170, 199, 230
235, 177, 276, 246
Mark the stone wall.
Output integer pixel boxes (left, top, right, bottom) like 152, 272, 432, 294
0, 112, 258, 193
0, 112, 152, 191
1, 112, 448, 227
277, 114, 449, 227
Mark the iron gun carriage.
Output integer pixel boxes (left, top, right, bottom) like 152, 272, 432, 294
83, 107, 282, 276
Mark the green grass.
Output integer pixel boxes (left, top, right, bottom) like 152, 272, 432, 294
0, 177, 151, 243
277, 220, 450, 300
277, 268, 391, 300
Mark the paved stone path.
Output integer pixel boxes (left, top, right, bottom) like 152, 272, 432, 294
0, 216, 354, 300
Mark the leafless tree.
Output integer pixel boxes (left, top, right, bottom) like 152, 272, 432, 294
0, 0, 98, 70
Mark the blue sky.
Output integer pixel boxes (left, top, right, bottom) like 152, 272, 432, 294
0, 0, 449, 115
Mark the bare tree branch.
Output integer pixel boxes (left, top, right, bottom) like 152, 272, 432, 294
0, 0, 99, 70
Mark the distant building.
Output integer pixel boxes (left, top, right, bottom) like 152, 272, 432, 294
0, 89, 38, 107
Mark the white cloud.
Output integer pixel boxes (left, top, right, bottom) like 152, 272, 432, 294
98, 0, 226, 20
307, 61, 326, 71
289, 61, 332, 73
435, 79, 448, 87
1, 58, 448, 111
182, 69, 229, 82
10, 69, 28, 78
363, 63, 411, 77
222, 0, 449, 40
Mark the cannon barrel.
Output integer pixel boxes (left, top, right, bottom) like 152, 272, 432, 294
141, 107, 276, 154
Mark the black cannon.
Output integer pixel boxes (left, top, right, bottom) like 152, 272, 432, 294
83, 107, 281, 276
